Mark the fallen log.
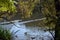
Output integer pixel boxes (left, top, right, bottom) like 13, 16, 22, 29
0, 18, 46, 25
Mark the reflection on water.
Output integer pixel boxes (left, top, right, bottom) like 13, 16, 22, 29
0, 21, 55, 40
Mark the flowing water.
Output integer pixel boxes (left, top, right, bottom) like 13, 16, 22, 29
0, 20, 55, 40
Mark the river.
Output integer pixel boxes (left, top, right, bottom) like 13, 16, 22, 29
0, 20, 55, 40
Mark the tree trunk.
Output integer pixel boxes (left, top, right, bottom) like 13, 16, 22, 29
55, 0, 60, 40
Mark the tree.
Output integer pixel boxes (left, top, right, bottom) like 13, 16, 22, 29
0, 0, 16, 21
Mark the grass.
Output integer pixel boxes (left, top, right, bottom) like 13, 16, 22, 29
0, 27, 12, 40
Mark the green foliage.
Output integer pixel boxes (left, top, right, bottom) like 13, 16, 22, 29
0, 0, 17, 21
18, 0, 40, 18
41, 0, 56, 29
0, 27, 11, 40
0, 0, 41, 21
0, 0, 16, 12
